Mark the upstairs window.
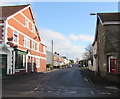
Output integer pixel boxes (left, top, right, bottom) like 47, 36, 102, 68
25, 18, 29, 28
32, 24, 35, 33
13, 30, 18, 44
32, 40, 35, 50
24, 37, 30, 48
37, 44, 39, 52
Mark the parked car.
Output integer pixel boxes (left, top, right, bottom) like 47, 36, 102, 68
68, 64, 73, 68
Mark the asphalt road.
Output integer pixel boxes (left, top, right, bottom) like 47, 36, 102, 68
2, 65, 120, 98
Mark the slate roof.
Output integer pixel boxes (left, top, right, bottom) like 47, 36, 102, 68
0, 4, 30, 18
98, 13, 120, 23
92, 12, 120, 46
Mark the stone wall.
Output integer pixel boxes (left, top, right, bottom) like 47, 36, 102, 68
104, 25, 118, 54
97, 22, 120, 83
97, 22, 106, 77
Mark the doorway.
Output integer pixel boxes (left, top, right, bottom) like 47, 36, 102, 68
0, 54, 7, 76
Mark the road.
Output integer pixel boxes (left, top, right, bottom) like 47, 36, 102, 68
2, 65, 120, 97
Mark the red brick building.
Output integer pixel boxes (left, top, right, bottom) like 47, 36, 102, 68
0, 4, 46, 75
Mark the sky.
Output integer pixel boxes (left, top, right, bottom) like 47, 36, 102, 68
31, 2, 118, 60
0, 1, 119, 60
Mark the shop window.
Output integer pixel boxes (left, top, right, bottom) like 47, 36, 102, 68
107, 55, 118, 73
15, 51, 26, 69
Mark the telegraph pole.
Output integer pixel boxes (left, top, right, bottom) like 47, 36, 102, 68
52, 40, 54, 69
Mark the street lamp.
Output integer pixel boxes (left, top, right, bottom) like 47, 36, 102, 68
90, 13, 97, 15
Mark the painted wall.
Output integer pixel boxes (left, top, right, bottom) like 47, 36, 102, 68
0, 5, 46, 74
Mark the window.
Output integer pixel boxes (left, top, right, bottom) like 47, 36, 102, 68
13, 30, 18, 44
24, 37, 30, 48
107, 55, 118, 73
23, 55, 26, 67
35, 42, 37, 50
32, 40, 35, 50
32, 24, 35, 33
25, 18, 29, 28
36, 58, 40, 68
15, 51, 26, 69
37, 44, 39, 52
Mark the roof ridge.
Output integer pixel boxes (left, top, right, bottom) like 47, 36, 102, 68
97, 12, 120, 14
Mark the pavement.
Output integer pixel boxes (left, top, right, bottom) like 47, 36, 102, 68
2, 65, 120, 98
80, 67, 120, 89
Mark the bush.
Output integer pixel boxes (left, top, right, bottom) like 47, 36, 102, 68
49, 64, 53, 70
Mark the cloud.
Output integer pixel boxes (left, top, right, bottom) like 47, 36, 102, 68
69, 34, 94, 42
40, 28, 85, 60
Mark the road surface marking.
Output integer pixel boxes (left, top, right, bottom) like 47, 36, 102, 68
104, 86, 118, 90
90, 91, 94, 94
34, 87, 38, 91
47, 91, 52, 93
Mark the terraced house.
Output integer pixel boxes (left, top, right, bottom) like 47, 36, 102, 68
0, 4, 46, 75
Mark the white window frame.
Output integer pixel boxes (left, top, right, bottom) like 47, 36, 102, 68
23, 55, 26, 67
25, 18, 29, 29
37, 44, 39, 52
108, 55, 117, 73
32, 40, 35, 50
24, 36, 30, 48
32, 24, 35, 33
13, 30, 19, 44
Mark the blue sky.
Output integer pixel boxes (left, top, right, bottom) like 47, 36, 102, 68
0, 1, 118, 60
30, 2, 118, 59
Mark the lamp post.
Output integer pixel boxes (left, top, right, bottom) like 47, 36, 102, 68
90, 13, 97, 15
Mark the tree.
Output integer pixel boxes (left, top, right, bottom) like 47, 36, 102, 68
83, 44, 93, 60
82, 44, 93, 66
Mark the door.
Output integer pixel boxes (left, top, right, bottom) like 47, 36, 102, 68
110, 59, 117, 73
0, 54, 7, 75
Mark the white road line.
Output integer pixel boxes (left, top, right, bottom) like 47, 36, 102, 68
90, 91, 94, 94
104, 86, 118, 90
47, 91, 52, 93
34, 87, 38, 91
